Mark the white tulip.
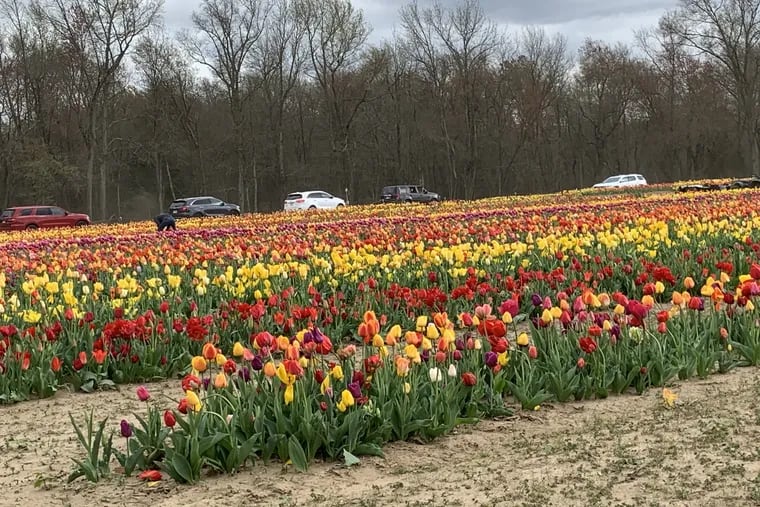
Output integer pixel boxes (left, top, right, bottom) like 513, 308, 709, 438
447, 364, 457, 377
429, 367, 442, 383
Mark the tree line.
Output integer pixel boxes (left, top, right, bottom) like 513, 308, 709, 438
0, 0, 757, 219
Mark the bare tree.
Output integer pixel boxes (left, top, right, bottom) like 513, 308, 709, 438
400, 1, 454, 196
258, 0, 306, 200
298, 0, 370, 201
134, 29, 186, 212
400, 0, 501, 198
662, 0, 760, 175
574, 40, 639, 181
35, 0, 162, 220
182, 0, 271, 212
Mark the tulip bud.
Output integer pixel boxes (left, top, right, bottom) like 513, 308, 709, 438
163, 410, 176, 428
120, 419, 132, 438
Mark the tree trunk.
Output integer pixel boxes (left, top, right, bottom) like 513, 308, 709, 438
277, 120, 286, 198
87, 106, 96, 218
100, 99, 108, 221
253, 154, 258, 212
154, 148, 163, 214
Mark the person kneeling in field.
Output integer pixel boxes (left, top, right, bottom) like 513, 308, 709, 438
154, 213, 176, 231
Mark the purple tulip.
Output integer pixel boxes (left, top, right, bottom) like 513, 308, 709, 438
120, 419, 132, 438
347, 382, 362, 399
531, 293, 542, 307
484, 351, 498, 368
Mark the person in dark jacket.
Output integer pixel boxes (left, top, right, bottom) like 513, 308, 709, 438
154, 213, 176, 231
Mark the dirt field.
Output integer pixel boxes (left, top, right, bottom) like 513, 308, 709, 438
2, 366, 760, 507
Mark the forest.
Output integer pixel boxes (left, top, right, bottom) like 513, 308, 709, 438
0, 0, 756, 219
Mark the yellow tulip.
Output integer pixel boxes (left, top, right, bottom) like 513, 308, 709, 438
387, 324, 402, 340
185, 390, 202, 412
276, 363, 290, 385
502, 312, 512, 324
516, 333, 529, 346
372, 334, 384, 348
215, 353, 227, 366
232, 342, 245, 357
191, 356, 207, 373
425, 323, 440, 339
284, 384, 294, 405
540, 309, 553, 325
403, 382, 411, 394
320, 376, 331, 395
341, 389, 355, 408
331, 365, 344, 381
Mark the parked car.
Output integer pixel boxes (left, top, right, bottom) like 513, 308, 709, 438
0, 206, 90, 231
283, 191, 346, 211
592, 174, 648, 188
380, 185, 441, 203
168, 196, 240, 218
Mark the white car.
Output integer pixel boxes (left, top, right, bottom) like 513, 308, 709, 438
284, 191, 346, 211
593, 174, 648, 188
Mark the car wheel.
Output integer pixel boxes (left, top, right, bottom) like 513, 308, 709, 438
75, 220, 88, 227
229, 210, 240, 216
309, 205, 317, 209
404, 199, 412, 204
192, 212, 203, 218
336, 203, 344, 207
26, 224, 38, 230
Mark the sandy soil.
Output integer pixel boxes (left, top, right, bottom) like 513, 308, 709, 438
2, 366, 760, 507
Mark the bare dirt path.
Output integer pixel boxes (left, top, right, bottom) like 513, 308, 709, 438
2, 367, 760, 507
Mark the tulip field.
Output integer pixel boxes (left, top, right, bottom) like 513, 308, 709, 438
4, 184, 760, 497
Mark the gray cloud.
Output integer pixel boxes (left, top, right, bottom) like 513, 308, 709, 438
163, 0, 677, 51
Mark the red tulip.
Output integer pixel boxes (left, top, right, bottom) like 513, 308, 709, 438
461, 372, 477, 387
138, 470, 162, 481
163, 410, 176, 428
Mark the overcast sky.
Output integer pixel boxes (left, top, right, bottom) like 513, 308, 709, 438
163, 0, 679, 55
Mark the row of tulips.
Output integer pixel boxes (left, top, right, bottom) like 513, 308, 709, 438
3, 189, 760, 402
78, 273, 760, 482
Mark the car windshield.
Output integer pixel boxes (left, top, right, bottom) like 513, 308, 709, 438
170, 200, 186, 206
381, 187, 395, 195
1, 209, 12, 218
285, 193, 302, 200
602, 176, 621, 183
